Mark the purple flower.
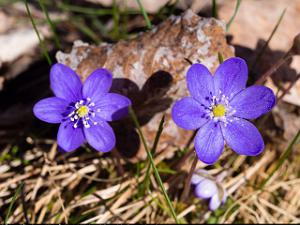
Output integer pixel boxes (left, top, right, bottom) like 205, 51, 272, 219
191, 170, 227, 211
172, 57, 275, 164
33, 63, 131, 152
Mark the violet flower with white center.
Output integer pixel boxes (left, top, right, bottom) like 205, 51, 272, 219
172, 57, 276, 164
191, 170, 227, 211
33, 63, 131, 152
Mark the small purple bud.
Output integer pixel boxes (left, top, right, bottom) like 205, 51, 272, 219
194, 179, 218, 199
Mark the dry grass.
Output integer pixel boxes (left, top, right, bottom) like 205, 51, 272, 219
1, 136, 300, 223
1, 1, 300, 224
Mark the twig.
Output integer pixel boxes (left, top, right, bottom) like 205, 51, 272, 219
255, 52, 292, 85
277, 74, 300, 102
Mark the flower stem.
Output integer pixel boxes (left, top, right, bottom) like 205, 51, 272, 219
129, 107, 180, 224
180, 155, 198, 202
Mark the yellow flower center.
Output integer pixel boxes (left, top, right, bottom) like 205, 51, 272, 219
77, 105, 89, 118
213, 104, 226, 117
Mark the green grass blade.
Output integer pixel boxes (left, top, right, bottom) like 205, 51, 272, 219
112, 0, 120, 39
218, 52, 224, 64
25, 0, 52, 65
151, 114, 165, 155
38, 0, 61, 49
260, 129, 300, 189
5, 182, 24, 224
250, 9, 286, 73
140, 115, 166, 194
226, 0, 242, 31
212, 0, 218, 18
129, 108, 179, 224
136, 0, 152, 29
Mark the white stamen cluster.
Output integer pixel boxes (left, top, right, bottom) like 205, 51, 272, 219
67, 98, 98, 129
205, 90, 236, 127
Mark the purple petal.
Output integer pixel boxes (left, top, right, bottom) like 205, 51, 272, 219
50, 63, 82, 102
95, 93, 131, 121
194, 179, 218, 199
84, 119, 116, 152
82, 68, 113, 103
221, 117, 264, 156
230, 85, 276, 119
209, 194, 222, 211
187, 63, 214, 104
172, 97, 208, 130
194, 121, 224, 164
214, 57, 248, 99
33, 97, 69, 123
57, 122, 85, 152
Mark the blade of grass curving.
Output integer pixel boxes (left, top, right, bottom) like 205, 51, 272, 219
212, 0, 218, 18
38, 0, 61, 49
250, 9, 286, 73
226, 0, 241, 31
129, 108, 179, 224
5, 182, 24, 224
151, 114, 165, 155
260, 129, 300, 189
141, 115, 165, 194
25, 0, 52, 65
136, 0, 152, 29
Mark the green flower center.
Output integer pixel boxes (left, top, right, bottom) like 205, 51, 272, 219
77, 105, 89, 118
213, 104, 226, 117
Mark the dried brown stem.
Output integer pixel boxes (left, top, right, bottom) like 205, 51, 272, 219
277, 74, 300, 102
180, 155, 198, 203
112, 149, 125, 176
255, 52, 292, 85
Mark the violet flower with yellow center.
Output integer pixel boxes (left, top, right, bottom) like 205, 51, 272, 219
33, 63, 131, 152
172, 57, 276, 164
